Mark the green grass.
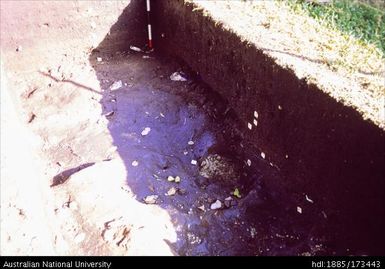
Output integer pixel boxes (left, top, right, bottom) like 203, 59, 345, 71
287, 0, 385, 54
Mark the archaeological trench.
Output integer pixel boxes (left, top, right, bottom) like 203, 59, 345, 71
0, 0, 384, 256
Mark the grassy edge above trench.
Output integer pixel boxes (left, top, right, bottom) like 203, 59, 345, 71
286, 0, 385, 56
191, 0, 384, 129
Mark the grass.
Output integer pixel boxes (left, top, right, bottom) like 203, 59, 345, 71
287, 0, 385, 55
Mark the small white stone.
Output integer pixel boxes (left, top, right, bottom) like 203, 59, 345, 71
183, 151, 188, 155
191, 160, 197, 165
246, 159, 252, 166
97, 57, 102, 62
278, 105, 283, 110
198, 205, 205, 211
170, 72, 187, 81
261, 152, 266, 159
224, 196, 233, 201
285, 154, 289, 159
110, 80, 123, 91
305, 195, 314, 203
131, 160, 139, 167
141, 127, 151, 136
250, 227, 257, 239
321, 211, 328, 219
188, 140, 194, 145
210, 200, 222, 210
254, 111, 258, 118
248, 122, 252, 130
253, 119, 258, 126
143, 195, 158, 204
297, 206, 302, 214
165, 187, 177, 196
160, 112, 165, 118
130, 45, 142, 52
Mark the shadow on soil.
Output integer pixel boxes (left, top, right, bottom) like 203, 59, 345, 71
85, 1, 338, 256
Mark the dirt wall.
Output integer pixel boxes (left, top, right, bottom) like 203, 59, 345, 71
153, 0, 384, 254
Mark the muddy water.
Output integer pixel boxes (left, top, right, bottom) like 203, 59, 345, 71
91, 51, 329, 256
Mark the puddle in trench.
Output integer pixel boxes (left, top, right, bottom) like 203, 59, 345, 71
91, 51, 330, 256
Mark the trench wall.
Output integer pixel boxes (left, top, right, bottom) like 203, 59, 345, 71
153, 0, 384, 254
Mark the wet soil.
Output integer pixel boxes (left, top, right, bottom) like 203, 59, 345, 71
85, 50, 330, 255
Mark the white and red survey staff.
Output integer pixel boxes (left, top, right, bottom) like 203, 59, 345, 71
146, 0, 153, 49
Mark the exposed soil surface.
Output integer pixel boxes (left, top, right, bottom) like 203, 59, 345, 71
1, 0, 383, 256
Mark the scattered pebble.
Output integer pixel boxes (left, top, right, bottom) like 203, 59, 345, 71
191, 160, 197, 165
141, 127, 151, 136
165, 187, 177, 196
210, 200, 222, 210
167, 176, 175, 182
187, 140, 194, 145
170, 72, 187, 81
250, 227, 257, 239
254, 111, 258, 118
110, 80, 122, 91
248, 122, 252, 130
225, 196, 233, 201
261, 152, 266, 159
246, 159, 251, 166
198, 205, 205, 211
143, 195, 158, 204
130, 45, 142, 52
297, 206, 303, 214
142, 55, 150, 59
285, 154, 289, 159
183, 150, 189, 155
278, 105, 283, 110
253, 119, 258, 126
160, 112, 165, 118
321, 211, 328, 219
131, 160, 139, 167
97, 57, 102, 62
105, 111, 114, 117
305, 195, 314, 203
174, 176, 181, 183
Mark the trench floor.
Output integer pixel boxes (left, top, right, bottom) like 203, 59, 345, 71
15, 49, 328, 255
